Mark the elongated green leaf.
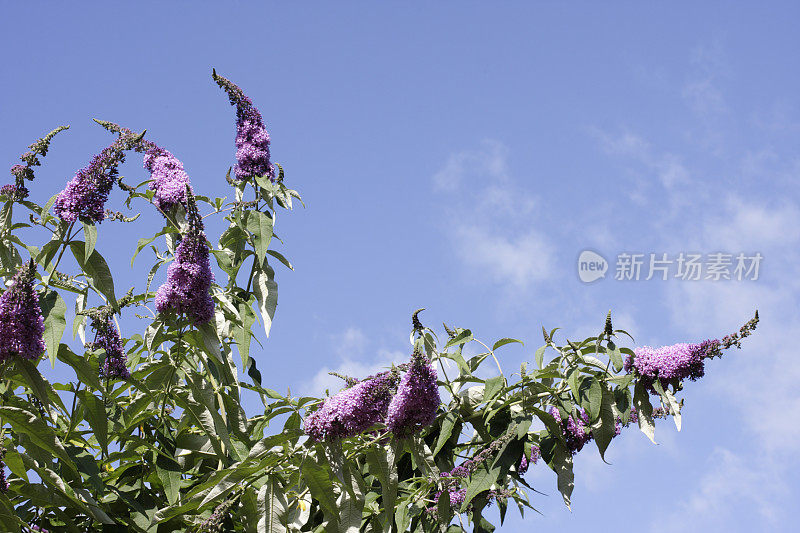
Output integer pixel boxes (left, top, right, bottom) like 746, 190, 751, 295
365, 441, 398, 533
591, 383, 616, 461
258, 477, 288, 533
633, 381, 656, 443
550, 445, 574, 508
301, 459, 338, 521
433, 411, 457, 457
79, 391, 108, 454
70, 242, 117, 309
252, 263, 278, 338
40, 290, 66, 366
491, 338, 523, 351
0, 406, 76, 473
534, 346, 546, 369
445, 329, 473, 349
246, 210, 273, 265
83, 222, 97, 259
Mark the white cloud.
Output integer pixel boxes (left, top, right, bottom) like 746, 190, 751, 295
333, 327, 369, 358
302, 347, 405, 397
594, 129, 690, 191
433, 140, 509, 192
433, 140, 554, 290
652, 448, 785, 532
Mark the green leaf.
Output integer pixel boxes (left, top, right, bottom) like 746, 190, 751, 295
83, 222, 97, 259
437, 489, 453, 528
534, 346, 546, 369
252, 263, 278, 338
246, 210, 274, 265
608, 345, 624, 372
0, 406, 77, 474
579, 377, 603, 421
491, 338, 523, 351
550, 445, 574, 509
57, 344, 101, 390
258, 477, 288, 533
445, 329, 473, 349
70, 242, 117, 309
40, 290, 67, 366
590, 383, 616, 461
365, 441, 398, 533
633, 381, 656, 443
79, 391, 108, 455
301, 458, 338, 521
483, 376, 505, 403
266, 249, 293, 270
433, 411, 458, 457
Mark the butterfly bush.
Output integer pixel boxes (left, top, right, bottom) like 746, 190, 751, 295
0, 261, 45, 362
54, 138, 129, 223
0, 71, 763, 532
386, 350, 441, 437
304, 370, 400, 441
154, 196, 215, 324
143, 146, 192, 213
212, 70, 274, 181
549, 406, 592, 455
91, 316, 129, 380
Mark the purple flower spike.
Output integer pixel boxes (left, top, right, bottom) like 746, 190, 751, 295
386, 350, 441, 437
0, 261, 45, 362
54, 139, 128, 223
305, 371, 399, 441
549, 406, 592, 455
625, 340, 718, 391
155, 197, 215, 324
212, 70, 274, 181
93, 316, 129, 380
143, 147, 192, 213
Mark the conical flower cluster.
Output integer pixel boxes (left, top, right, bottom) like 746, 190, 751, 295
549, 406, 592, 455
212, 70, 274, 181
143, 146, 192, 213
304, 370, 399, 441
386, 350, 441, 437
54, 138, 128, 223
0, 261, 45, 362
92, 316, 129, 380
624, 341, 717, 391
154, 195, 215, 324
305, 350, 441, 441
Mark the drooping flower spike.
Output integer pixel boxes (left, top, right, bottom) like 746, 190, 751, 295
212, 69, 274, 182
304, 370, 400, 441
0, 260, 45, 362
54, 130, 142, 223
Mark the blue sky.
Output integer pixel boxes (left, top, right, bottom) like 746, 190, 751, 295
2, 3, 799, 532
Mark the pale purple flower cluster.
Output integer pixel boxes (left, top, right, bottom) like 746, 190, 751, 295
143, 146, 192, 212
518, 444, 540, 474
29, 526, 49, 533
428, 488, 467, 514
212, 71, 274, 181
624, 341, 712, 390
155, 203, 215, 324
54, 140, 127, 223
0, 183, 26, 200
304, 371, 399, 441
93, 316, 129, 380
549, 406, 591, 455
0, 261, 45, 362
386, 351, 441, 437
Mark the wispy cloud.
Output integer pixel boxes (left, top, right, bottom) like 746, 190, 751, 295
433, 140, 554, 291
300, 327, 407, 396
